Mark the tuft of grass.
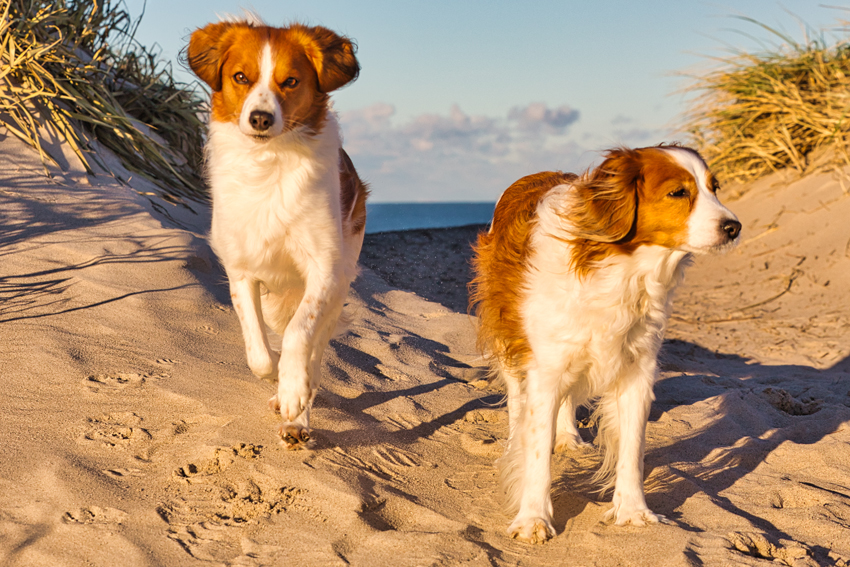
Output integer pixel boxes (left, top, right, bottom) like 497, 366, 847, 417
0, 0, 207, 201
683, 17, 850, 190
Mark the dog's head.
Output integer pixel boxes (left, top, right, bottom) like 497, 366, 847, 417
568, 145, 741, 256
188, 20, 359, 138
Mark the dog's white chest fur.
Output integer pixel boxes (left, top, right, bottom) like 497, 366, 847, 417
205, 117, 344, 289
526, 225, 690, 387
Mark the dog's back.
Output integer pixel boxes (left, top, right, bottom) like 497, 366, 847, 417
471, 171, 576, 370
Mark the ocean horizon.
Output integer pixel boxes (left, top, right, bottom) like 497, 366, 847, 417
365, 202, 495, 234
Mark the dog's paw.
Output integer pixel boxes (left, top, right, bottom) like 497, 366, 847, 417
278, 423, 313, 450
605, 506, 666, 527
272, 382, 312, 422
553, 431, 591, 453
507, 516, 555, 544
247, 349, 280, 380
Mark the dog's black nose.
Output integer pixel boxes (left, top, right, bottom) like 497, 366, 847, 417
722, 219, 741, 240
249, 110, 274, 131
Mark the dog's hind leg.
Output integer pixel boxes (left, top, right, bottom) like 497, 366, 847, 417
500, 365, 524, 440
229, 275, 279, 380
554, 388, 591, 452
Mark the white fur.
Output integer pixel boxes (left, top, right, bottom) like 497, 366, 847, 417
239, 43, 285, 138
666, 147, 740, 252
217, 11, 265, 26
496, 149, 738, 542
207, 106, 362, 445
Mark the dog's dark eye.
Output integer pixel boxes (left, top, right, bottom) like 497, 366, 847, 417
233, 72, 249, 85
711, 181, 721, 193
282, 77, 299, 88
668, 188, 689, 198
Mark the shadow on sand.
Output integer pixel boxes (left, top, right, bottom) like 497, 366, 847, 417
0, 169, 229, 322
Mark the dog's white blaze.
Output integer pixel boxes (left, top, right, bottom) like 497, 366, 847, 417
239, 42, 284, 137
665, 147, 739, 252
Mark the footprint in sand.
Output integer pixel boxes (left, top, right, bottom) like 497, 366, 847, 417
174, 443, 262, 481
444, 465, 498, 495
761, 387, 822, 416
159, 445, 310, 563
82, 412, 152, 450
457, 408, 505, 456
159, 478, 300, 527
196, 325, 219, 335
444, 465, 507, 529
84, 373, 147, 393
165, 518, 330, 566
727, 532, 820, 567
458, 433, 501, 457
64, 506, 128, 525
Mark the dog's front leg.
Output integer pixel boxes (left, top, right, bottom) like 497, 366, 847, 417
605, 369, 665, 526
272, 265, 347, 446
229, 276, 279, 379
507, 366, 559, 543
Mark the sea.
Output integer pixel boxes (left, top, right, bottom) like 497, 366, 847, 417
365, 202, 495, 234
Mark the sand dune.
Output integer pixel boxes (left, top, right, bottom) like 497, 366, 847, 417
1, 133, 849, 566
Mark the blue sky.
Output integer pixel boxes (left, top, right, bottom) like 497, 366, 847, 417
125, 1, 848, 202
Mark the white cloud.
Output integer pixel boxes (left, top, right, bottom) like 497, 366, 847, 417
508, 102, 580, 134
339, 102, 586, 202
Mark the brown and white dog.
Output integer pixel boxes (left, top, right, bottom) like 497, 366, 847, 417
188, 19, 368, 448
470, 145, 740, 542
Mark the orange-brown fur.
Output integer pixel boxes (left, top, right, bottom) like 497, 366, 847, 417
339, 149, 368, 235
470, 171, 577, 368
187, 22, 359, 133
567, 147, 696, 275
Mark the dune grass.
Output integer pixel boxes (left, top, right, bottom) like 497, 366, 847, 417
0, 0, 206, 201
683, 17, 850, 190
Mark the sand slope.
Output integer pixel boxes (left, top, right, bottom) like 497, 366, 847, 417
1, 133, 849, 566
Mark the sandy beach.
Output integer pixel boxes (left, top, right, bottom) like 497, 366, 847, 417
1, 130, 850, 566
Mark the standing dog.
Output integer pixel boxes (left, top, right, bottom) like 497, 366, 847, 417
470, 145, 740, 542
188, 19, 367, 448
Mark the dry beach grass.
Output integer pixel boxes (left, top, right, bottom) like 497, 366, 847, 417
0, 0, 206, 200
683, 17, 850, 190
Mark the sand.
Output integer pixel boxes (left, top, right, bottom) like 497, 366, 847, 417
1, 131, 850, 567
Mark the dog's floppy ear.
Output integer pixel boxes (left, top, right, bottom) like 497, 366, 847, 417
294, 25, 360, 93
187, 22, 236, 91
568, 147, 641, 243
